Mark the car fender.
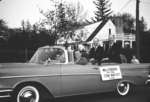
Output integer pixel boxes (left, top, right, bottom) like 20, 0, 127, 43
12, 78, 54, 98
117, 79, 136, 86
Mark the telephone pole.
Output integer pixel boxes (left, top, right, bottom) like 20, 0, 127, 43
136, 0, 140, 60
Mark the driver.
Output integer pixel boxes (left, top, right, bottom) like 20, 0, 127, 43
56, 53, 65, 63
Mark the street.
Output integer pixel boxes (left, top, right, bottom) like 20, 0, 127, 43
1, 86, 150, 102
56, 86, 150, 102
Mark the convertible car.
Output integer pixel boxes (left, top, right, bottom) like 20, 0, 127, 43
0, 46, 150, 102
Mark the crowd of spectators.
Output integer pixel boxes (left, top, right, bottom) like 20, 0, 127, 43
73, 42, 140, 65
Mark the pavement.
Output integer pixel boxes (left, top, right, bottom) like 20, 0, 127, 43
56, 86, 150, 102
0, 86, 150, 102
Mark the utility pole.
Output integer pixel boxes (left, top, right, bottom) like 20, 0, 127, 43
136, 0, 140, 60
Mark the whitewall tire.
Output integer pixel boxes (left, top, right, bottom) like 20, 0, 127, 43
117, 81, 132, 96
16, 86, 40, 102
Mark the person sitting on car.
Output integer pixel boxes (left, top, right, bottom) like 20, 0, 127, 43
75, 49, 88, 65
76, 56, 88, 65
131, 55, 140, 64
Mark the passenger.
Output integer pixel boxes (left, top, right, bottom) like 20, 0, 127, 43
75, 48, 88, 65
74, 49, 82, 62
95, 44, 104, 65
88, 47, 96, 59
76, 57, 88, 65
56, 52, 66, 63
89, 58, 97, 65
120, 53, 127, 63
131, 55, 140, 64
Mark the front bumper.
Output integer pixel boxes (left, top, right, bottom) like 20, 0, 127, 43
0, 89, 13, 98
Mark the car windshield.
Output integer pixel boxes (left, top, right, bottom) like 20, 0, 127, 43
29, 47, 65, 64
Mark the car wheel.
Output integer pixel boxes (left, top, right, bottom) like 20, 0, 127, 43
16, 85, 40, 102
116, 81, 133, 96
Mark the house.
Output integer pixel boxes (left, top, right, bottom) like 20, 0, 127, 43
74, 19, 135, 48
57, 19, 135, 49
74, 19, 116, 47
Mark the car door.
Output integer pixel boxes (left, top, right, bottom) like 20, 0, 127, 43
40, 64, 61, 97
29, 46, 64, 97
60, 64, 118, 97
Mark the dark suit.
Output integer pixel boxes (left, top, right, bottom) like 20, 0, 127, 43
95, 45, 104, 65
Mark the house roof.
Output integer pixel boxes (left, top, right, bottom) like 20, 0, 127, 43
86, 20, 108, 42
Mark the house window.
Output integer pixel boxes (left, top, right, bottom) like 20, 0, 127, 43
109, 28, 111, 35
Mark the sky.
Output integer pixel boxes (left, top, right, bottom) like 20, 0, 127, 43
0, 0, 150, 29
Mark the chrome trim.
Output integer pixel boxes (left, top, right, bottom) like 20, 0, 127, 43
0, 89, 13, 93
0, 89, 13, 98
0, 74, 59, 79
0, 73, 100, 79
0, 95, 11, 98
145, 75, 150, 84
61, 73, 100, 76
145, 79, 150, 84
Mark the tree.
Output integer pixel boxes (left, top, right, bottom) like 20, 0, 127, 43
39, 1, 86, 43
0, 19, 7, 31
111, 13, 135, 33
93, 0, 112, 22
56, 2, 67, 38
21, 20, 25, 32
64, 2, 86, 40
0, 19, 9, 37
21, 20, 32, 33
111, 13, 147, 33
139, 16, 147, 32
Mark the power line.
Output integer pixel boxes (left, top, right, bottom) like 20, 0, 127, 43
140, 1, 150, 7
142, 0, 150, 3
140, 0, 150, 4
141, 1, 150, 4
120, 0, 134, 11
